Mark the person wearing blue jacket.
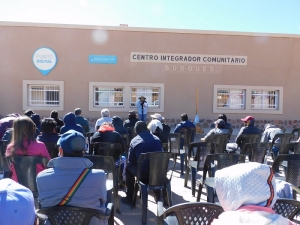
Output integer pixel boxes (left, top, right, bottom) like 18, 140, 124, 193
60, 112, 84, 134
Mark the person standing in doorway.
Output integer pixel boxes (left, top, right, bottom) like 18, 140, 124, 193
136, 96, 148, 122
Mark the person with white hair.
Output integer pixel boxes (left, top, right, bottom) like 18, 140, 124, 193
94, 108, 112, 131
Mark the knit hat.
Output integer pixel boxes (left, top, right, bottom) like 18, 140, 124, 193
215, 162, 277, 211
0, 178, 36, 225
57, 130, 86, 154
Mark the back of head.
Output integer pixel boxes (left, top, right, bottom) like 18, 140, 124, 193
148, 120, 163, 134
30, 113, 41, 128
128, 110, 137, 119
50, 110, 58, 119
135, 121, 148, 134
112, 116, 123, 127
41, 118, 57, 133
101, 109, 110, 117
0, 179, 35, 225
74, 108, 82, 116
12, 116, 36, 147
218, 114, 228, 123
181, 113, 188, 121
57, 130, 86, 157
214, 119, 225, 129
24, 109, 34, 117
63, 112, 76, 125
215, 162, 277, 211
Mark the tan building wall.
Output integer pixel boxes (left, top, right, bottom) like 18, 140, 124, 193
1, 22, 300, 129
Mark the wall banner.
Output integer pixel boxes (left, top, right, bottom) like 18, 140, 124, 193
32, 47, 57, 76
89, 55, 117, 64
130, 52, 247, 65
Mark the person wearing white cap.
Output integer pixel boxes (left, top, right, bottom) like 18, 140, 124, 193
136, 96, 148, 122
0, 178, 36, 225
147, 113, 167, 142
212, 162, 295, 225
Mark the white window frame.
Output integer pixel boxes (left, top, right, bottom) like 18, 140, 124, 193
89, 82, 164, 112
213, 85, 283, 114
23, 80, 64, 111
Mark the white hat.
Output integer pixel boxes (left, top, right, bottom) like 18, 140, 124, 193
150, 113, 164, 121
0, 178, 36, 225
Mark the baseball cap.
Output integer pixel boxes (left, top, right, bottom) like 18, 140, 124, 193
241, 116, 254, 122
214, 119, 225, 126
0, 178, 36, 225
57, 130, 86, 154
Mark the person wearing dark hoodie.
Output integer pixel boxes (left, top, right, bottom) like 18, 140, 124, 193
123, 110, 139, 129
60, 112, 84, 134
50, 110, 64, 133
112, 116, 128, 135
261, 123, 283, 158
30, 113, 41, 132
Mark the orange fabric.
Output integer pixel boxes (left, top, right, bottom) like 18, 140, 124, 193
98, 124, 115, 132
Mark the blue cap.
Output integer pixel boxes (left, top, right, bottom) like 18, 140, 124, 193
0, 178, 36, 225
57, 130, 86, 154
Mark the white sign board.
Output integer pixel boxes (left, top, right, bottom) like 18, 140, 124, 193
32, 47, 57, 75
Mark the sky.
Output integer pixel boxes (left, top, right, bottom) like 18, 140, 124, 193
0, 0, 300, 35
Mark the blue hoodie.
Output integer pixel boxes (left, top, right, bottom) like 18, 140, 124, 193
60, 112, 84, 134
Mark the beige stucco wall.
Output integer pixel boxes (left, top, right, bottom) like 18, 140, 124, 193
1, 22, 300, 124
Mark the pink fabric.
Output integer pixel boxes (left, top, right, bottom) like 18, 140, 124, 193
5, 140, 51, 182
238, 205, 275, 214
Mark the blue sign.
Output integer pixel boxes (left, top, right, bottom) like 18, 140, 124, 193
32, 47, 57, 76
89, 55, 117, 64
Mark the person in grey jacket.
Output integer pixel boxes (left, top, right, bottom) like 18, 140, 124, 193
261, 123, 283, 158
36, 130, 107, 225
201, 119, 229, 142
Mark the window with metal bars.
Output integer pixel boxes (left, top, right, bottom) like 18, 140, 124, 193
94, 86, 124, 107
28, 85, 59, 106
251, 90, 279, 110
217, 89, 245, 109
130, 87, 160, 107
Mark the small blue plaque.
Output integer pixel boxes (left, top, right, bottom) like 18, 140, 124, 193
89, 55, 117, 64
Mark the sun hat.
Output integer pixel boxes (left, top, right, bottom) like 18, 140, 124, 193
138, 95, 146, 100
0, 178, 36, 225
150, 113, 164, 121
57, 130, 86, 154
241, 116, 254, 122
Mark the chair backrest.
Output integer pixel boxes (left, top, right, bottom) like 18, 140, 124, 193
162, 142, 169, 152
282, 142, 300, 154
137, 152, 173, 188
272, 154, 300, 189
272, 133, 293, 154
272, 198, 300, 221
36, 204, 113, 225
169, 133, 180, 154
83, 132, 94, 155
237, 133, 262, 149
163, 202, 224, 225
121, 133, 130, 152
188, 142, 215, 170
291, 128, 300, 141
180, 128, 195, 149
91, 142, 122, 162
241, 142, 269, 163
205, 134, 229, 154
43, 142, 59, 159
6, 156, 48, 197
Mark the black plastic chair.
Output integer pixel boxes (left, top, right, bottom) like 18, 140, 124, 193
43, 142, 59, 159
281, 142, 300, 154
126, 127, 136, 142
83, 155, 120, 214
132, 152, 174, 225
236, 133, 261, 150
184, 142, 216, 196
291, 128, 300, 141
162, 202, 224, 225
0, 141, 9, 172
121, 133, 130, 152
272, 198, 300, 221
272, 154, 300, 199
205, 134, 229, 154
91, 142, 122, 161
36, 203, 114, 225
240, 142, 269, 163
269, 133, 293, 159
168, 133, 181, 174
6, 156, 49, 198
84, 132, 94, 155
179, 128, 195, 175
162, 142, 169, 152
197, 153, 246, 202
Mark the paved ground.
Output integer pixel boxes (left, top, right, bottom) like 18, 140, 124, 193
112, 127, 295, 225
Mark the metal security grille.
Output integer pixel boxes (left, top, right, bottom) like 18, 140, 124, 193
28, 85, 59, 106
94, 86, 124, 107
130, 87, 160, 107
251, 90, 279, 109
217, 89, 245, 109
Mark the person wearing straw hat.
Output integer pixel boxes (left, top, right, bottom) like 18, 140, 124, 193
136, 95, 148, 122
